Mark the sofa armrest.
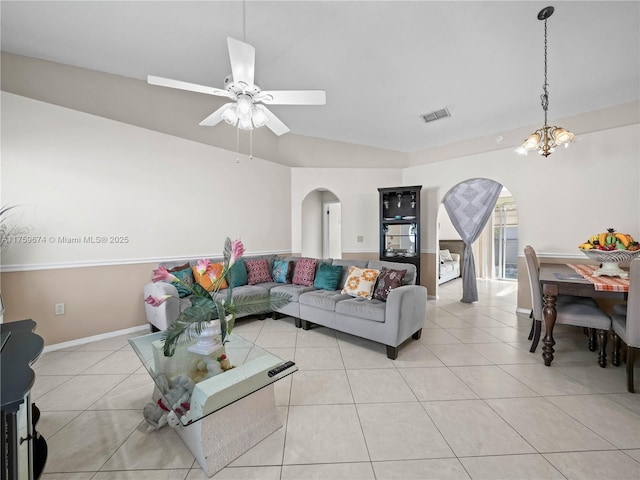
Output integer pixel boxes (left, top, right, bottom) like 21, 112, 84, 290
143, 282, 181, 331
385, 285, 427, 345
451, 253, 461, 263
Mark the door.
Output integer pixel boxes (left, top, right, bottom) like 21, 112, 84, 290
323, 202, 342, 259
493, 199, 518, 280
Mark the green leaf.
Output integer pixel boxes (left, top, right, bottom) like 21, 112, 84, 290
233, 292, 292, 317
223, 237, 232, 270
192, 282, 211, 297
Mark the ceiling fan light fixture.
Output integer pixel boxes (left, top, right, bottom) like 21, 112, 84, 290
221, 104, 238, 125
238, 118, 253, 130
251, 105, 268, 127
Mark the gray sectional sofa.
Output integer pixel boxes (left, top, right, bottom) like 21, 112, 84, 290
143, 255, 427, 359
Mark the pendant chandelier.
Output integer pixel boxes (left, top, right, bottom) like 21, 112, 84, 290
518, 6, 574, 157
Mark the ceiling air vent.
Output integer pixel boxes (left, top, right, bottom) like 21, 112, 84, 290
421, 107, 451, 123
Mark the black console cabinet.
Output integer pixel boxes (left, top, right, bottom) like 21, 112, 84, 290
378, 185, 422, 284
1, 319, 47, 480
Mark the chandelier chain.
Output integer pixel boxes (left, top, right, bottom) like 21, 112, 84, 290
540, 18, 549, 127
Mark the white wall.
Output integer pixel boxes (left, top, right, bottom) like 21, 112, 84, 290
437, 203, 461, 241
291, 169, 403, 255
1, 93, 292, 269
301, 190, 323, 258
405, 124, 640, 257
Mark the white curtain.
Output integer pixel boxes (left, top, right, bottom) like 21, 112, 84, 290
443, 178, 502, 303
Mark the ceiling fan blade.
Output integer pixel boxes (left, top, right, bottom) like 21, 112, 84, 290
199, 104, 231, 127
259, 90, 326, 105
148, 75, 230, 97
262, 106, 290, 136
227, 37, 255, 87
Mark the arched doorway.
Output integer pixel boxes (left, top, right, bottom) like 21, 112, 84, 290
301, 189, 342, 259
436, 179, 518, 302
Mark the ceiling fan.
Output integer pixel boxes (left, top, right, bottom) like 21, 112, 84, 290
148, 37, 326, 136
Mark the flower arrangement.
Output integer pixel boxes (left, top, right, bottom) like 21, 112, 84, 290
145, 238, 290, 356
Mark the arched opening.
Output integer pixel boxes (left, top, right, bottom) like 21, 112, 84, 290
301, 189, 342, 259
436, 179, 519, 301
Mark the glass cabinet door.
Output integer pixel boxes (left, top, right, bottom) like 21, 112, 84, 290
383, 223, 417, 257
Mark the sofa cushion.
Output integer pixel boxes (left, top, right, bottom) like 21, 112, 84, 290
440, 262, 455, 273
299, 289, 351, 311
193, 262, 228, 291
214, 284, 270, 303
341, 266, 381, 300
228, 258, 248, 287
373, 267, 406, 301
314, 263, 343, 291
292, 257, 318, 286
271, 284, 316, 302
245, 258, 273, 285
272, 260, 294, 284
335, 297, 386, 323
440, 249, 454, 262
332, 259, 369, 287
367, 260, 416, 286
168, 263, 194, 298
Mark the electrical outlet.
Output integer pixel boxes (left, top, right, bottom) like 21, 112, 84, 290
55, 303, 65, 315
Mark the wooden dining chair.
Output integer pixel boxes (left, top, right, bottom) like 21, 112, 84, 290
524, 245, 603, 353
524, 245, 611, 364
611, 258, 639, 393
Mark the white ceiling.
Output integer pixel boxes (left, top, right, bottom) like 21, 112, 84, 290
2, 1, 639, 154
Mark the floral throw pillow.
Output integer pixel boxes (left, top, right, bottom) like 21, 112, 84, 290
272, 260, 293, 283
167, 263, 194, 298
192, 262, 227, 292
341, 266, 381, 300
245, 258, 273, 285
373, 267, 407, 301
292, 257, 318, 286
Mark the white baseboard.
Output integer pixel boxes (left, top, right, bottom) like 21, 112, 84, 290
516, 307, 531, 315
43, 324, 149, 352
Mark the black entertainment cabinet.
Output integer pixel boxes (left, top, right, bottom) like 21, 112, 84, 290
1, 319, 47, 480
378, 185, 422, 284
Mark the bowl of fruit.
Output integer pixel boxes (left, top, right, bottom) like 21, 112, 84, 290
578, 228, 640, 279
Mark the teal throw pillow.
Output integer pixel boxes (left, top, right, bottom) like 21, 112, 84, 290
272, 260, 293, 283
228, 258, 248, 287
313, 263, 343, 291
169, 266, 194, 298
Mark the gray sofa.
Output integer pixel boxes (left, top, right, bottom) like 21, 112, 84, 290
143, 255, 427, 359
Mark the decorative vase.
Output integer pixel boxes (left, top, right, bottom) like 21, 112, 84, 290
187, 319, 222, 355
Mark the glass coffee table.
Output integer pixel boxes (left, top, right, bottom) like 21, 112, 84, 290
129, 330, 297, 477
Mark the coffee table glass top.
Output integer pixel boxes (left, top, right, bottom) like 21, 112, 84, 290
129, 331, 297, 426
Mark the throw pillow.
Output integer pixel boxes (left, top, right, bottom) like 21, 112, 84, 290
292, 257, 317, 286
373, 267, 407, 301
168, 264, 194, 298
440, 249, 454, 263
192, 262, 228, 292
245, 258, 273, 285
341, 266, 381, 300
272, 260, 293, 284
313, 263, 343, 291
228, 258, 248, 287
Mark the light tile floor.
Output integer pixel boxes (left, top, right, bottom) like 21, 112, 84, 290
34, 279, 640, 479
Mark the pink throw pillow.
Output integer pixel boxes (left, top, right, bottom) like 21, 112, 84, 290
245, 259, 273, 285
292, 257, 318, 286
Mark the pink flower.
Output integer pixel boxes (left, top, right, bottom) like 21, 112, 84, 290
152, 266, 178, 283
229, 239, 245, 267
144, 294, 172, 307
195, 259, 210, 276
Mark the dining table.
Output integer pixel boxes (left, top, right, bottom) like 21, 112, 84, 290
538, 263, 628, 367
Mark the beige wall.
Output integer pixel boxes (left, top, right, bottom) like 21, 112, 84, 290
1, 263, 152, 345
